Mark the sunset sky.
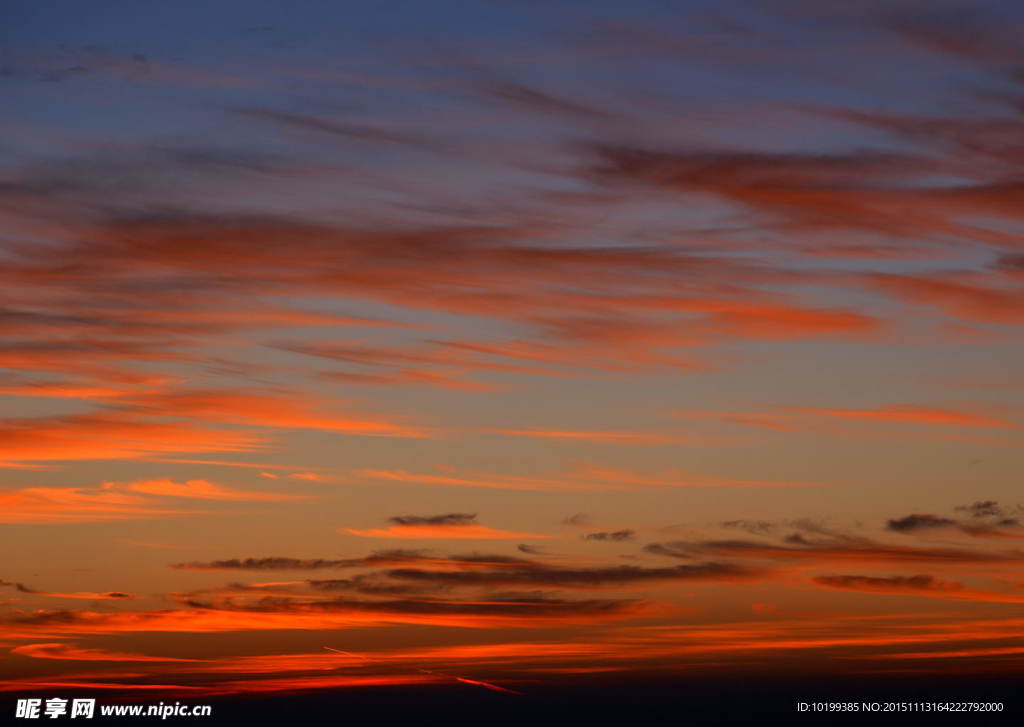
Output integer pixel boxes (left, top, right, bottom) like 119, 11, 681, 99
2, 0, 1024, 719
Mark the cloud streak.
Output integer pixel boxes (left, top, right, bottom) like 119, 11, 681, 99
343, 512, 554, 540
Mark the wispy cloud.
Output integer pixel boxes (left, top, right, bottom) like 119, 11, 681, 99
355, 462, 822, 492
0, 477, 311, 523
344, 513, 553, 540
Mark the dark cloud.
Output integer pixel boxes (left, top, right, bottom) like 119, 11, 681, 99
171, 550, 433, 571
955, 500, 1006, 518
811, 574, 963, 592
782, 533, 813, 545
562, 513, 591, 527
7, 609, 84, 625
642, 542, 692, 559
385, 561, 761, 588
880, 6, 1024, 69
644, 538, 1024, 564
187, 593, 640, 619
388, 513, 478, 527
587, 145, 923, 197
886, 507, 1023, 538
886, 514, 957, 532
361, 549, 433, 562
998, 255, 1024, 272
0, 47, 151, 84
480, 79, 611, 120
582, 529, 636, 542
305, 575, 445, 597
7, 594, 643, 629
443, 553, 536, 566
958, 520, 1024, 538
0, 580, 130, 599
722, 519, 775, 536
229, 107, 432, 146
171, 550, 536, 571
778, 519, 874, 546
172, 557, 363, 571
0, 580, 33, 593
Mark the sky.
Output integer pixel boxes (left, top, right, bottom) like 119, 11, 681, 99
2, 0, 1024, 719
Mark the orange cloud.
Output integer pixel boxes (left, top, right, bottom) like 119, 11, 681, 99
147, 458, 317, 471
287, 472, 328, 482
344, 524, 553, 540
672, 405, 1013, 432
113, 478, 311, 502
323, 368, 500, 392
0, 411, 262, 465
452, 676, 522, 695
569, 463, 822, 488
18, 609, 1024, 692
11, 643, 196, 662
0, 487, 193, 524
0, 580, 134, 600
484, 429, 689, 444
199, 673, 443, 696
196, 642, 613, 675
0, 383, 136, 401
25, 591, 134, 601
869, 274, 1024, 325
121, 389, 430, 438
0, 340, 184, 381
3, 595, 647, 635
796, 405, 1011, 428
681, 299, 880, 341
353, 468, 602, 492
0, 679, 202, 693
590, 613, 1024, 663
671, 410, 802, 431
0, 475, 314, 524
355, 463, 820, 492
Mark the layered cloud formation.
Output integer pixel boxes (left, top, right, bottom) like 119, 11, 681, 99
3, 0, 1024, 707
